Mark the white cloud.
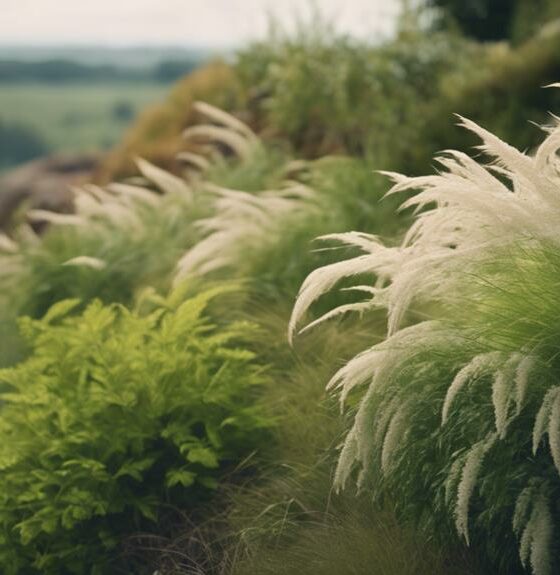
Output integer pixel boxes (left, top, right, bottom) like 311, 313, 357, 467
0, 0, 400, 47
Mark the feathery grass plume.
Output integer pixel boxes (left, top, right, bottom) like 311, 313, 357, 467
26, 210, 87, 227
183, 125, 254, 160
441, 351, 501, 425
515, 354, 537, 414
547, 389, 560, 474
516, 489, 554, 575
105, 182, 162, 207
193, 101, 257, 143
291, 112, 560, 574
529, 497, 553, 575
0, 169, 203, 319
0, 234, 18, 253
454, 433, 497, 545
182, 102, 259, 163
380, 399, 412, 473
532, 387, 560, 455
174, 180, 317, 283
135, 157, 192, 198
491, 353, 524, 438
62, 256, 107, 270
176, 150, 211, 172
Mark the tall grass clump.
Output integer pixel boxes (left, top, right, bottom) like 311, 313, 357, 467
0, 167, 199, 319
178, 312, 483, 575
290, 110, 560, 574
0, 286, 269, 574
175, 153, 407, 306
0, 102, 266, 320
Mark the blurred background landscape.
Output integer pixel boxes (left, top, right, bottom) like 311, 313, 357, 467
0, 46, 212, 170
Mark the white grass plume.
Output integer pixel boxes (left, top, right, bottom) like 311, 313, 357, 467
174, 182, 316, 283
454, 433, 497, 545
532, 387, 560, 455
290, 115, 560, 341
176, 151, 211, 172
441, 352, 501, 425
182, 102, 259, 163
27, 210, 87, 227
515, 354, 536, 414
106, 183, 162, 207
183, 125, 255, 161
492, 352, 523, 438
135, 157, 192, 199
62, 256, 107, 270
380, 400, 411, 473
193, 101, 257, 143
517, 489, 554, 575
0, 234, 18, 254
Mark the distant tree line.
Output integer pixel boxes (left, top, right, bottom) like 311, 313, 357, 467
0, 58, 203, 84
429, 0, 560, 42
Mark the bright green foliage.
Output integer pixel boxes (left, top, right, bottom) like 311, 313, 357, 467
0, 287, 269, 574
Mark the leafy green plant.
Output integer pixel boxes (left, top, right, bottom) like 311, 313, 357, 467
291, 115, 560, 574
0, 286, 269, 574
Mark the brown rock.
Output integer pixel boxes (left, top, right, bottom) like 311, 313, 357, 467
0, 153, 101, 229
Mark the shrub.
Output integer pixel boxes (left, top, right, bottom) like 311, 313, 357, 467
415, 30, 560, 175
290, 115, 560, 574
429, 0, 560, 43
236, 20, 476, 162
0, 287, 269, 574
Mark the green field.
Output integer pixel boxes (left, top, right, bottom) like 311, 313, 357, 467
0, 82, 168, 156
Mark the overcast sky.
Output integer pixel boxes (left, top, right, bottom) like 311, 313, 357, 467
0, 0, 401, 47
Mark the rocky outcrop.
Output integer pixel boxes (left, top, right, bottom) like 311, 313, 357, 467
0, 153, 100, 229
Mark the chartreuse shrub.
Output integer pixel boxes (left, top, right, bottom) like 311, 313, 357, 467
0, 286, 269, 574
290, 114, 560, 574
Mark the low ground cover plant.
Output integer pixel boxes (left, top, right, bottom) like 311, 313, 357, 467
0, 286, 269, 574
